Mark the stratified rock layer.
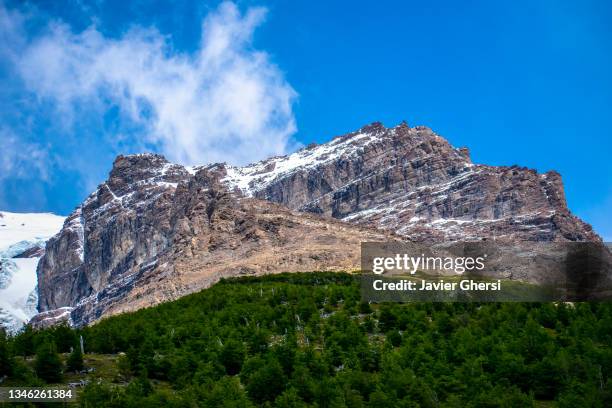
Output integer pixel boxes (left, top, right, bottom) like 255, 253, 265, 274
36, 123, 600, 326
38, 155, 390, 325
218, 122, 598, 242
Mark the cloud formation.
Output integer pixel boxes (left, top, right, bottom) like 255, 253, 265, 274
0, 128, 49, 182
2, 1, 298, 167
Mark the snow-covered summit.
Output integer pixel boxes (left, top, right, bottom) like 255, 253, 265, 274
222, 123, 390, 195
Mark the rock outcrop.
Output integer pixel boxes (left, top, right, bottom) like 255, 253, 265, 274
37, 155, 390, 325
35, 122, 601, 326
216, 122, 598, 242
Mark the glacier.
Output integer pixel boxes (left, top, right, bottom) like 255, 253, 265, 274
0, 211, 64, 332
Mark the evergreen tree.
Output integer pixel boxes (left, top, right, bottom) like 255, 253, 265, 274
66, 345, 84, 372
130, 369, 153, 397
219, 339, 246, 375
0, 329, 13, 376
205, 376, 254, 408
245, 358, 287, 403
34, 339, 63, 383
2, 273, 611, 406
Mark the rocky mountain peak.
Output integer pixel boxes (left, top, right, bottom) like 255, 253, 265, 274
209, 122, 597, 242
112, 152, 168, 171
33, 121, 601, 327
357, 121, 387, 135
107, 154, 187, 195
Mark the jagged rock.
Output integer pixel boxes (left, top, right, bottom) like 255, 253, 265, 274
13, 246, 45, 258
38, 157, 390, 325
35, 122, 601, 326
29, 307, 73, 329
217, 122, 598, 242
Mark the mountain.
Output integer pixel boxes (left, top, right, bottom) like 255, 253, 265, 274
34, 158, 390, 327
0, 211, 64, 332
33, 122, 600, 327
214, 122, 598, 242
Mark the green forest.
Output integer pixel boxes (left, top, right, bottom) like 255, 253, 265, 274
1, 272, 611, 407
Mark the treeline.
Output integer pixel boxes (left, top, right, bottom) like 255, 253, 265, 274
1, 272, 612, 407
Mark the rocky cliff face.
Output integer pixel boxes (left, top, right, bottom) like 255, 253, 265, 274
35, 122, 600, 326
36, 155, 390, 326
216, 122, 598, 242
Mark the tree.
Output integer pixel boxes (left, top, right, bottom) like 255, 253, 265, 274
0, 330, 13, 376
4, 273, 612, 406
246, 358, 287, 403
133, 369, 153, 397
378, 306, 397, 332
386, 330, 402, 347
80, 381, 117, 408
204, 376, 254, 408
51, 325, 78, 353
66, 345, 84, 372
359, 301, 372, 315
34, 340, 63, 383
13, 324, 35, 356
275, 387, 307, 408
219, 339, 246, 375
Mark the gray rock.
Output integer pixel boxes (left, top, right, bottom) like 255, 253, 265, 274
35, 122, 602, 326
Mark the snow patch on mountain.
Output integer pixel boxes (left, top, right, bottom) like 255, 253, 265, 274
0, 211, 65, 332
223, 127, 389, 195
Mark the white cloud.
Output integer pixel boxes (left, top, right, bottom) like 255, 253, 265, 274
2, 1, 298, 166
0, 128, 50, 182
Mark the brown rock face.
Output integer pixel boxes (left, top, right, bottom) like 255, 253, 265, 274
35, 122, 601, 326
12, 246, 45, 258
37, 154, 192, 317
38, 155, 390, 325
217, 122, 598, 242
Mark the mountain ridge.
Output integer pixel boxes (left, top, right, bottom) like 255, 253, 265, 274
210, 122, 598, 242
33, 121, 601, 327
35, 158, 392, 327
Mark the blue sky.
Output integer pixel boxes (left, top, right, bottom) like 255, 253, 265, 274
0, 0, 610, 239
